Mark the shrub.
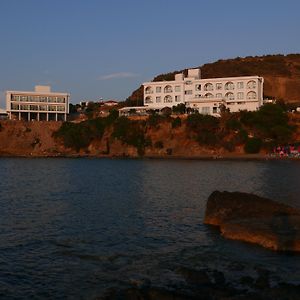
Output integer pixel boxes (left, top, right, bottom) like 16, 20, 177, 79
154, 141, 164, 149
186, 114, 220, 146
172, 103, 186, 114
172, 117, 182, 128
147, 114, 163, 128
225, 117, 241, 131
112, 117, 147, 156
222, 140, 235, 152
244, 137, 262, 154
54, 122, 93, 151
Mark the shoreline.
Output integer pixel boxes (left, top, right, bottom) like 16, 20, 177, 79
0, 153, 300, 161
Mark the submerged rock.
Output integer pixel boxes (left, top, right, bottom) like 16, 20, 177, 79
204, 191, 300, 252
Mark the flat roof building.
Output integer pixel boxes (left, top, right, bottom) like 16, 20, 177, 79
142, 68, 264, 116
6, 85, 70, 121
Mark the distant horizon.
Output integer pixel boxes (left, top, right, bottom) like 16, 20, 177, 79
0, 0, 299, 107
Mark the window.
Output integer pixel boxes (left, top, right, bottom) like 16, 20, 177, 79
202, 107, 210, 114
57, 106, 65, 111
164, 85, 173, 93
195, 94, 201, 98
225, 82, 234, 90
247, 91, 257, 99
20, 104, 28, 110
39, 105, 47, 111
237, 92, 244, 99
145, 96, 153, 104
48, 97, 57, 103
164, 95, 172, 103
213, 107, 218, 114
216, 93, 222, 99
195, 84, 201, 91
225, 92, 234, 100
204, 83, 213, 91
30, 105, 38, 111
185, 80, 192, 85
12, 95, 20, 101
237, 82, 244, 89
185, 90, 192, 95
175, 86, 181, 92
216, 83, 222, 90
145, 86, 153, 94
49, 106, 56, 111
57, 97, 65, 103
204, 93, 213, 98
11, 103, 19, 110
21, 96, 28, 102
156, 86, 161, 93
247, 80, 256, 89
156, 96, 161, 103
175, 95, 181, 102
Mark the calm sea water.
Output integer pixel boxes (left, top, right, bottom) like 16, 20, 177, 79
0, 158, 300, 299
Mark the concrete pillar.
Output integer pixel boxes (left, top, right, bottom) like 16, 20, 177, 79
46, 113, 49, 121
19, 112, 21, 121
64, 113, 66, 121
37, 113, 40, 121
55, 113, 57, 121
28, 112, 30, 121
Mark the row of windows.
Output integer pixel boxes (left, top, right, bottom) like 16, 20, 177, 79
145, 95, 182, 104
11, 95, 67, 103
145, 80, 257, 94
11, 104, 66, 111
145, 91, 257, 103
196, 91, 257, 100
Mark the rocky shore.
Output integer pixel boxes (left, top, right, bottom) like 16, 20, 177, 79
100, 266, 300, 299
204, 191, 300, 252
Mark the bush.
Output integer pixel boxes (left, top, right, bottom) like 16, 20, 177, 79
172, 117, 182, 128
244, 137, 262, 154
54, 122, 93, 151
225, 117, 241, 131
186, 114, 220, 146
147, 114, 163, 128
154, 141, 164, 149
112, 117, 148, 156
172, 103, 186, 114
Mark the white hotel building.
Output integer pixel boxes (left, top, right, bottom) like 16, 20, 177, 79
137, 68, 264, 116
6, 85, 70, 121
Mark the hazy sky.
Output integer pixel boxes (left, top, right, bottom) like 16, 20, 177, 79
0, 0, 299, 107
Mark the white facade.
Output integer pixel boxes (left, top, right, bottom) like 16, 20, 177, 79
143, 69, 264, 116
6, 86, 70, 121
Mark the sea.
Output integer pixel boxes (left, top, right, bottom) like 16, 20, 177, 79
0, 158, 300, 299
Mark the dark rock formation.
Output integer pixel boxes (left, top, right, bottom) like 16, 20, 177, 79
204, 191, 300, 252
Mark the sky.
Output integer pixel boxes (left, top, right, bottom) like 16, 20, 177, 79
0, 0, 299, 107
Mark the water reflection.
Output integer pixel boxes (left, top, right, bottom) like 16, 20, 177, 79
0, 158, 299, 299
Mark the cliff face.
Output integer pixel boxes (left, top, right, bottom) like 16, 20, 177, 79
0, 121, 63, 156
128, 54, 300, 103
0, 110, 299, 158
0, 119, 241, 158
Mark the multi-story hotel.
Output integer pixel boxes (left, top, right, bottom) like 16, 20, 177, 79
6, 85, 70, 121
142, 68, 264, 116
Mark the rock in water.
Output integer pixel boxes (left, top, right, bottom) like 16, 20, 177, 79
204, 191, 300, 252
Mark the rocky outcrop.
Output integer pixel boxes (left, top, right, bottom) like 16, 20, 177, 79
204, 191, 300, 252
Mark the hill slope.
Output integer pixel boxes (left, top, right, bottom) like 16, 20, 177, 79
127, 54, 300, 105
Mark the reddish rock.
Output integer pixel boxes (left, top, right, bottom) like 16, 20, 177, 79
204, 191, 300, 252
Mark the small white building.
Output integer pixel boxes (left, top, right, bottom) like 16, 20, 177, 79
142, 68, 264, 116
6, 85, 70, 121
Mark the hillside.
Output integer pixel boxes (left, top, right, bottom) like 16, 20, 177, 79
126, 54, 300, 105
1, 104, 300, 158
